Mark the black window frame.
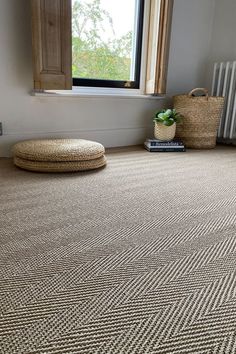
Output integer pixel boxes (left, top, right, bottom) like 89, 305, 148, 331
72, 0, 145, 89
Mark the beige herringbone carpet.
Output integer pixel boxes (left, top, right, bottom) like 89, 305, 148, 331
1, 146, 236, 354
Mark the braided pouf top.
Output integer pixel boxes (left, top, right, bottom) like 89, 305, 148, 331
13, 139, 105, 162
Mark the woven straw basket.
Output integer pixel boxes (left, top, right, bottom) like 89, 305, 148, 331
174, 88, 224, 149
154, 122, 176, 141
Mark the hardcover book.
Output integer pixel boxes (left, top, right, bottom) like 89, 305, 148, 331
145, 138, 184, 147
144, 142, 186, 152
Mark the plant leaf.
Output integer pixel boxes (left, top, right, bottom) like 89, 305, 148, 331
163, 118, 174, 126
158, 113, 166, 119
154, 117, 164, 123
165, 109, 172, 117
153, 108, 182, 125
154, 110, 165, 117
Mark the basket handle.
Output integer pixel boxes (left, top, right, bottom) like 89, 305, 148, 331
188, 88, 209, 99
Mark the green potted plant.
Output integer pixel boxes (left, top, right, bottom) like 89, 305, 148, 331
153, 109, 183, 141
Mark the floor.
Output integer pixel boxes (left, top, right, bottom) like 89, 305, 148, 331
1, 146, 236, 354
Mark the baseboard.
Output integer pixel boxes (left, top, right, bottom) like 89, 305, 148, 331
217, 137, 236, 145
0, 127, 153, 157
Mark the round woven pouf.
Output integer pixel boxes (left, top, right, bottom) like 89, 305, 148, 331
13, 139, 106, 172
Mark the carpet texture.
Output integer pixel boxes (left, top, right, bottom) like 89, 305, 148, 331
1, 146, 236, 354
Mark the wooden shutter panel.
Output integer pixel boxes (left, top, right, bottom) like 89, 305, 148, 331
146, 0, 174, 95
31, 0, 72, 90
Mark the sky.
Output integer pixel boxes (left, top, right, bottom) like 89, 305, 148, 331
72, 0, 137, 40
100, 0, 136, 37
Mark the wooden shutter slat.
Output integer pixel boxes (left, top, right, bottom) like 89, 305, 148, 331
31, 0, 72, 90
146, 0, 174, 95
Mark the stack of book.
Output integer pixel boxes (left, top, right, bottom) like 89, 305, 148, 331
144, 138, 186, 152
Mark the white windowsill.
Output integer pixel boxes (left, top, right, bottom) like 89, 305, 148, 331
32, 87, 165, 99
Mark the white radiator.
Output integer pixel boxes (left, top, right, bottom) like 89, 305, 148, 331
212, 61, 236, 142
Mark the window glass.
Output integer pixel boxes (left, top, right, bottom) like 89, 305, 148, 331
72, 0, 143, 86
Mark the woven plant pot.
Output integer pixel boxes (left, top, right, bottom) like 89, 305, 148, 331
154, 122, 176, 141
174, 88, 225, 149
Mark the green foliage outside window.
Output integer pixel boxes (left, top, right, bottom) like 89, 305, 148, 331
72, 0, 133, 81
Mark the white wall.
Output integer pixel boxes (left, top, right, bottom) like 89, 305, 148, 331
0, 0, 215, 156
210, 0, 236, 62
167, 0, 215, 95
206, 0, 236, 89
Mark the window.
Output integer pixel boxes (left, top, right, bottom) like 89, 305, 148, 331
31, 0, 173, 95
72, 0, 144, 89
